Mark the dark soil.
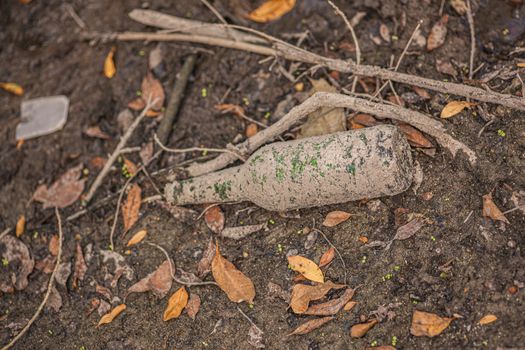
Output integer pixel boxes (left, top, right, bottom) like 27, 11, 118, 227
1, 0, 524, 349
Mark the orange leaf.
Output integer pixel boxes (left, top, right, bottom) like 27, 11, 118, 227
287, 255, 324, 283
16, 215, 25, 238
358, 236, 369, 244
128, 97, 146, 111
126, 230, 147, 246
127, 260, 173, 298
288, 316, 333, 336
349, 120, 365, 129
104, 47, 116, 79
212, 243, 255, 303
482, 194, 509, 224
84, 126, 111, 140
427, 15, 448, 51
397, 124, 433, 148
141, 72, 165, 111
163, 287, 189, 321
49, 234, 59, 256
123, 158, 138, 176
412, 86, 431, 99
289, 281, 345, 314
122, 184, 142, 233
204, 205, 224, 234
303, 288, 354, 316
248, 0, 296, 23
517, 62, 525, 68
97, 304, 126, 327
353, 114, 378, 127
0, 82, 24, 96
478, 314, 497, 325
350, 319, 378, 338
344, 300, 357, 311
90, 156, 107, 169
410, 310, 455, 337
322, 211, 351, 227
318, 247, 335, 268
440, 100, 476, 119
246, 123, 258, 138
215, 104, 245, 118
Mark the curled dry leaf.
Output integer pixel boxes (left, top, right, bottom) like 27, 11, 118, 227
427, 15, 449, 51
127, 259, 173, 299
397, 124, 433, 148
287, 255, 324, 283
104, 47, 116, 79
246, 123, 258, 138
440, 101, 476, 119
126, 230, 147, 247
197, 238, 216, 278
288, 316, 333, 336
73, 242, 87, 288
351, 319, 378, 338
163, 287, 189, 321
15, 215, 25, 238
141, 72, 164, 111
215, 103, 245, 118
290, 281, 345, 314
0, 235, 34, 292
122, 184, 142, 233
128, 97, 146, 111
322, 211, 351, 227
394, 217, 427, 241
204, 205, 225, 234
96, 283, 112, 300
212, 243, 256, 304
410, 310, 454, 337
318, 247, 335, 268
84, 126, 111, 140
304, 288, 354, 316
186, 294, 201, 320
482, 194, 510, 224
33, 164, 86, 209
0, 82, 24, 96
450, 0, 468, 15
478, 314, 497, 325
267, 281, 291, 303
344, 300, 357, 311
97, 304, 126, 327
248, 0, 296, 23
221, 223, 266, 240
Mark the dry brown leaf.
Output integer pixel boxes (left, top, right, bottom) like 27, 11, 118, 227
303, 288, 354, 316
450, 0, 468, 15
246, 123, 258, 138
322, 211, 351, 227
123, 158, 138, 176
397, 124, 433, 148
0, 235, 34, 292
410, 310, 454, 337
221, 223, 266, 240
344, 300, 357, 311
145, 109, 162, 118
510, 190, 525, 216
289, 281, 345, 314
212, 243, 255, 304
267, 281, 291, 303
90, 156, 107, 169
84, 126, 111, 140
0, 82, 24, 96
412, 86, 431, 100
139, 142, 154, 164
287, 255, 324, 283
379, 23, 391, 43
394, 217, 427, 241
128, 97, 146, 111
186, 294, 201, 320
46, 285, 62, 312
126, 230, 147, 247
215, 103, 246, 118
97, 304, 126, 327
482, 194, 510, 224
127, 260, 173, 298
350, 319, 378, 338
440, 100, 476, 119
517, 62, 525, 68
104, 47, 116, 79
122, 184, 142, 233
33, 164, 86, 209
72, 242, 87, 288
427, 15, 449, 51
204, 205, 225, 234
248, 0, 296, 23
358, 236, 369, 244
349, 120, 365, 129
318, 247, 335, 268
288, 316, 333, 336
141, 72, 164, 111
197, 238, 215, 278
15, 215, 25, 238
387, 95, 405, 107
163, 287, 189, 321
49, 235, 59, 256
353, 114, 378, 127
436, 58, 457, 77
478, 314, 497, 325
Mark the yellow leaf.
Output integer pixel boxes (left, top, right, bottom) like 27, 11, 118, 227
104, 47, 116, 79
517, 62, 525, 68
212, 243, 256, 303
163, 287, 189, 321
478, 314, 497, 325
126, 230, 147, 246
0, 82, 24, 96
287, 255, 324, 283
97, 304, 126, 327
16, 215, 25, 238
248, 0, 296, 23
410, 310, 455, 337
440, 100, 476, 119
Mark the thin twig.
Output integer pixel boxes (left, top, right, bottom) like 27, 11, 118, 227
237, 306, 263, 333
0, 227, 10, 241
477, 119, 494, 137
64, 4, 87, 30
466, 0, 476, 80
312, 225, 347, 285
502, 204, 525, 215
146, 241, 218, 287
327, 0, 361, 92
84, 97, 156, 204
1, 208, 63, 350
200, 0, 228, 25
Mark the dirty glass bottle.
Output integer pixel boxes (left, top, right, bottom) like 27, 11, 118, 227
165, 125, 414, 211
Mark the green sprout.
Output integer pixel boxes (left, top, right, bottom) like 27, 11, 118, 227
382, 273, 394, 281
242, 97, 250, 105
497, 129, 506, 137
393, 265, 401, 272
2, 258, 8, 267
370, 340, 378, 347
268, 219, 275, 225
360, 255, 367, 264
391, 335, 398, 346
277, 243, 284, 253
430, 235, 437, 242
201, 88, 207, 98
